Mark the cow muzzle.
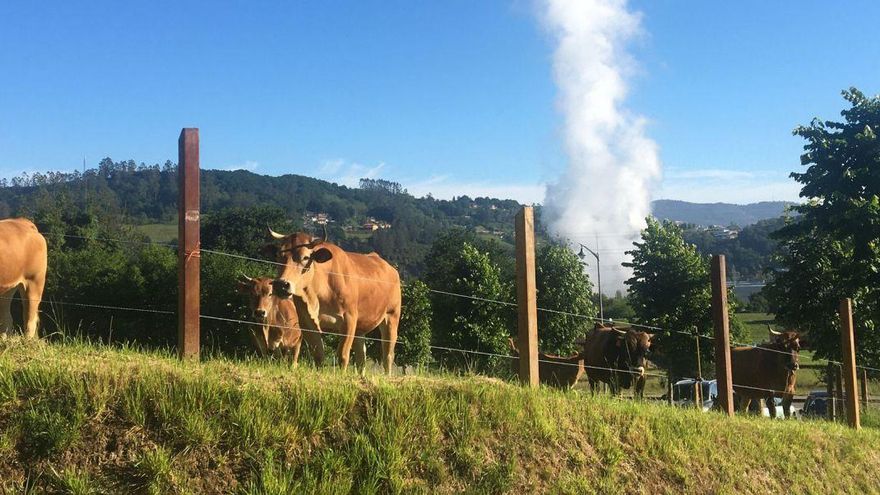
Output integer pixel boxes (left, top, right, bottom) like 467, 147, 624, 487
788, 362, 800, 371
272, 279, 294, 299
630, 366, 645, 376
253, 309, 267, 320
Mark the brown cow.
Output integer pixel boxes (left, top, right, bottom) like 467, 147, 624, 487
730, 327, 800, 418
508, 338, 584, 389
1, 219, 48, 339
266, 225, 401, 374
237, 276, 324, 365
581, 323, 653, 396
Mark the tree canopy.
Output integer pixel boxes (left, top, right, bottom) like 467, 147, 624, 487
766, 88, 880, 368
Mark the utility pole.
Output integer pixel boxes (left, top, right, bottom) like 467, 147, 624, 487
578, 243, 603, 321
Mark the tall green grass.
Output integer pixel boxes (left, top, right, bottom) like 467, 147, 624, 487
0, 338, 878, 493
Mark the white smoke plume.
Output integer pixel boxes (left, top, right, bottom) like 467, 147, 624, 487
539, 0, 662, 295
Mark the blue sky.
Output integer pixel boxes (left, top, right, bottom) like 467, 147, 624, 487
1, 1, 878, 204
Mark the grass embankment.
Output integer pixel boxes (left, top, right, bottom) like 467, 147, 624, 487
0, 340, 879, 494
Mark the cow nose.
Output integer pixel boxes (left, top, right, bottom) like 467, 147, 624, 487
254, 309, 267, 319
273, 279, 292, 295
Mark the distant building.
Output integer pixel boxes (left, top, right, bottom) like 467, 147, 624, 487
362, 217, 391, 231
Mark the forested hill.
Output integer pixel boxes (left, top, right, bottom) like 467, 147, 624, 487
0, 159, 524, 278
652, 199, 795, 227
0, 159, 786, 281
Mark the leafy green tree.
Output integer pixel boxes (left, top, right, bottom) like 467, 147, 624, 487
766, 88, 880, 368
535, 243, 596, 355
602, 291, 636, 321
396, 280, 433, 372
425, 236, 512, 374
625, 217, 746, 378
201, 205, 299, 257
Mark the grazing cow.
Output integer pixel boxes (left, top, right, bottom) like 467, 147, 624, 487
581, 323, 653, 396
0, 219, 48, 339
266, 225, 402, 374
730, 327, 800, 418
508, 338, 584, 389
236, 275, 324, 365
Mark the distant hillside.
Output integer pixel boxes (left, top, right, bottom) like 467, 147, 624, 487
651, 200, 796, 227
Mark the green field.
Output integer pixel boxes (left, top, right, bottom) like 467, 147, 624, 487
0, 338, 879, 493
135, 223, 178, 244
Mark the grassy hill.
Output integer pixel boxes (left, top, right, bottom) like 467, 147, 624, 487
0, 339, 879, 494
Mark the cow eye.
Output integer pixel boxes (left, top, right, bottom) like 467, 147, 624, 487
301, 255, 310, 263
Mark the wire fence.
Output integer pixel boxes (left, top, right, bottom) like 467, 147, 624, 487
5, 229, 870, 411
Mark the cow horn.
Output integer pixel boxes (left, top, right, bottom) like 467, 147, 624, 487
237, 273, 254, 282
267, 225, 287, 240
768, 325, 782, 336
613, 328, 628, 336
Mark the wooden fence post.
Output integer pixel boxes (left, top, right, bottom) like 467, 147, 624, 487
711, 255, 734, 416
839, 298, 860, 429
515, 206, 538, 387
667, 372, 674, 406
861, 369, 869, 410
178, 128, 200, 360
826, 362, 836, 421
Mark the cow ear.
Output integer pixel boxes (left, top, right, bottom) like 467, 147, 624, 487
312, 248, 333, 263
260, 243, 279, 259
236, 281, 250, 294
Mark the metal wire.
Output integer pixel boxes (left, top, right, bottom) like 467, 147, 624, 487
0, 295, 174, 315
198, 313, 666, 377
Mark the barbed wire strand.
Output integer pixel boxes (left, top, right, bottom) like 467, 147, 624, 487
0, 295, 174, 315
33, 233, 880, 376
198, 313, 667, 377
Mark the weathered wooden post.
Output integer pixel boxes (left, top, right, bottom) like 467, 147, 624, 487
835, 363, 845, 421
861, 369, 869, 410
667, 372, 674, 406
178, 128, 200, 360
515, 206, 538, 387
693, 332, 703, 409
711, 255, 734, 416
839, 298, 860, 429
826, 362, 836, 421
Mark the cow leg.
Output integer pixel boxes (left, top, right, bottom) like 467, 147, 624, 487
250, 325, 269, 357
352, 336, 367, 375
379, 312, 399, 375
634, 375, 646, 400
766, 396, 777, 419
0, 287, 16, 338
21, 276, 44, 339
337, 315, 358, 371
302, 329, 324, 367
291, 339, 302, 367
781, 394, 793, 419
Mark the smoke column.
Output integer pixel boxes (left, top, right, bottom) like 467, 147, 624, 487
539, 0, 662, 295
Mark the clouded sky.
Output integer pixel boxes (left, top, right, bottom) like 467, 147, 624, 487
1, 1, 877, 204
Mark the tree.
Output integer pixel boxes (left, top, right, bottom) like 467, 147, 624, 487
766, 88, 880, 368
625, 217, 745, 378
425, 236, 512, 374
535, 243, 596, 355
396, 280, 433, 372
201, 205, 300, 257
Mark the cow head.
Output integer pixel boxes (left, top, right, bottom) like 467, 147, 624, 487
264, 225, 333, 299
612, 327, 654, 379
236, 275, 275, 322
768, 326, 801, 372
